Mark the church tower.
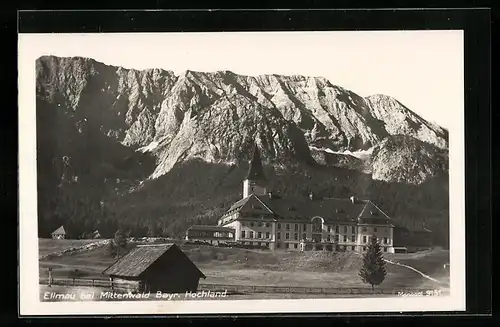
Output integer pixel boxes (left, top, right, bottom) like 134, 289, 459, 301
243, 144, 267, 198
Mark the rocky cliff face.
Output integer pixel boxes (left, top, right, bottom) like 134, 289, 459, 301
36, 55, 448, 183
370, 135, 449, 185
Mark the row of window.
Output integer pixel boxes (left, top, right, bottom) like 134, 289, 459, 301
236, 221, 390, 234
276, 243, 390, 252
219, 213, 238, 225
188, 231, 234, 238
241, 222, 271, 228
241, 231, 272, 239
243, 231, 391, 245
238, 241, 390, 252
361, 236, 390, 244
275, 223, 388, 234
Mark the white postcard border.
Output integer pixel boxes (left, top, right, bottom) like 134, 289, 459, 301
18, 31, 466, 315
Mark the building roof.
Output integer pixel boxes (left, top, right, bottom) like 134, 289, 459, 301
245, 144, 266, 181
187, 225, 235, 232
102, 244, 206, 279
394, 225, 433, 233
51, 225, 66, 235
224, 194, 392, 224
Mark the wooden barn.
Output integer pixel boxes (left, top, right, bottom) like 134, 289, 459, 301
101, 244, 206, 293
51, 226, 66, 240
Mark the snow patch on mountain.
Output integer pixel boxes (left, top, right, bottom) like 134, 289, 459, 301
309, 146, 373, 160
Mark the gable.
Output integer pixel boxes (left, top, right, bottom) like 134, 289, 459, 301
52, 226, 66, 235
238, 195, 274, 215
357, 201, 392, 224
146, 245, 206, 279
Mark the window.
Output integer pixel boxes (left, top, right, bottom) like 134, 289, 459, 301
249, 231, 254, 238
265, 223, 270, 228
335, 226, 339, 233
277, 242, 281, 248
285, 232, 290, 240
327, 235, 331, 242
302, 233, 307, 240
343, 226, 347, 233
363, 247, 366, 251
266, 232, 270, 239
303, 224, 307, 231
277, 233, 281, 240
334, 235, 339, 242
295, 224, 299, 231
294, 233, 298, 240
374, 227, 378, 232
384, 237, 388, 244
351, 246, 355, 251
258, 232, 262, 238
277, 223, 281, 230
286, 224, 290, 230
343, 235, 347, 242
250, 222, 254, 227
327, 226, 331, 232
294, 244, 298, 249
362, 227, 367, 232
258, 222, 263, 227
363, 236, 367, 243
352, 226, 355, 234
351, 235, 355, 242
384, 247, 387, 252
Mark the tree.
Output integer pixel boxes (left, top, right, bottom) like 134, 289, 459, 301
359, 235, 387, 292
106, 239, 117, 257
114, 229, 128, 258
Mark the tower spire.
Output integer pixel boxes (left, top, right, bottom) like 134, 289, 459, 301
242, 143, 267, 198
246, 143, 266, 181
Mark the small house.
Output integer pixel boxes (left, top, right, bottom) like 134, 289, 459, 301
51, 226, 66, 240
101, 244, 206, 293
92, 230, 101, 239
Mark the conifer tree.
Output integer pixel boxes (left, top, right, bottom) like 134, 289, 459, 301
359, 235, 387, 292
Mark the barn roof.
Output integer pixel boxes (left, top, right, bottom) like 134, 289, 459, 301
102, 244, 206, 279
187, 225, 235, 232
51, 225, 66, 235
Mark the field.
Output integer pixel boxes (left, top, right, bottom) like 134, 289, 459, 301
38, 238, 450, 300
38, 238, 101, 257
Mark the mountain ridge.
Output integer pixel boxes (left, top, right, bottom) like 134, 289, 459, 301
36, 55, 449, 182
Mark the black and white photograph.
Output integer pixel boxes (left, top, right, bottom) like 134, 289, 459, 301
19, 30, 465, 315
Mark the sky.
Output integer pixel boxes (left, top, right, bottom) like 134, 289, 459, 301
19, 31, 464, 129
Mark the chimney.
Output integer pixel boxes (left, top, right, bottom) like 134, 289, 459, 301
350, 196, 356, 204
268, 192, 273, 199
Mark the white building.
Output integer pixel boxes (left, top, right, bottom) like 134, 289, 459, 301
217, 144, 395, 253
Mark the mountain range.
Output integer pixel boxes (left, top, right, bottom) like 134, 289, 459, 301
35, 56, 450, 246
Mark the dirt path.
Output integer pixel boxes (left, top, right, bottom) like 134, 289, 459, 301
354, 252, 447, 286
382, 258, 446, 285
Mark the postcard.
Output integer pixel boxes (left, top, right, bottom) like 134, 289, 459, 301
19, 30, 465, 315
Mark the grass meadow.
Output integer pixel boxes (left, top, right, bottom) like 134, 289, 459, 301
38, 238, 450, 300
